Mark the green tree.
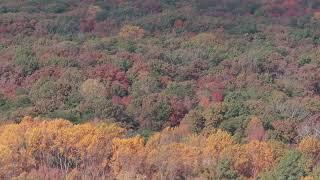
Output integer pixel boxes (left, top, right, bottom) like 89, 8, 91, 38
261, 151, 306, 180
184, 110, 205, 133
30, 78, 62, 114
14, 46, 39, 76
216, 159, 238, 180
139, 93, 172, 130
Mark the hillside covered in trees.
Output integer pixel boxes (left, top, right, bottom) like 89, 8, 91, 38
0, 0, 320, 179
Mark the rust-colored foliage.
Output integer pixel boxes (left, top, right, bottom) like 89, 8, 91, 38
169, 99, 189, 127
262, 0, 310, 17
88, 64, 130, 89
272, 119, 298, 143
246, 117, 266, 141
0, 15, 36, 36
0, 64, 23, 97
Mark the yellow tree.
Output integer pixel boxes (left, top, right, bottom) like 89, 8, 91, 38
299, 136, 320, 156
119, 25, 145, 39
201, 129, 236, 177
241, 141, 276, 178
25, 118, 73, 176
146, 142, 201, 179
24, 117, 124, 178
203, 129, 235, 159
111, 136, 146, 179
63, 123, 125, 177
298, 136, 320, 165
0, 124, 34, 178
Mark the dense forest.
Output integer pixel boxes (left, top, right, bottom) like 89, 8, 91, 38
0, 0, 320, 179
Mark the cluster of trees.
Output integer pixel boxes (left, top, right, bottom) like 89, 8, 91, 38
0, 0, 320, 178
0, 116, 319, 179
0, 1, 319, 130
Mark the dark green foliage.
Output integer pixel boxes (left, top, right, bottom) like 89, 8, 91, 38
14, 96, 32, 108
299, 57, 312, 66
313, 34, 320, 45
113, 7, 138, 21
0, 94, 6, 107
14, 46, 39, 76
185, 110, 205, 133
111, 84, 128, 97
216, 159, 239, 179
115, 59, 133, 72
131, 77, 162, 98
45, 16, 80, 35
46, 109, 81, 123
290, 16, 312, 28
225, 21, 258, 35
30, 78, 62, 114
197, 0, 259, 15
290, 29, 313, 41
276, 48, 289, 57
80, 97, 123, 120
138, 13, 186, 32
152, 101, 171, 123
165, 83, 195, 99
117, 40, 137, 53
216, 90, 256, 136
312, 82, 320, 95
95, 5, 110, 21
43, 2, 69, 13
137, 94, 172, 130
161, 0, 178, 8
0, 6, 18, 13
132, 128, 155, 141
44, 57, 79, 68
262, 151, 306, 180
101, 4, 143, 22
23, 0, 75, 13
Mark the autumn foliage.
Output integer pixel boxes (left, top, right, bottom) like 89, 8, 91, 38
1, 0, 320, 179
0, 117, 318, 179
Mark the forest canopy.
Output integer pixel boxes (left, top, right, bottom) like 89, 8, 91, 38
0, 0, 320, 179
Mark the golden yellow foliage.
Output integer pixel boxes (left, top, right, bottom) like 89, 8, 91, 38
146, 142, 201, 179
301, 176, 315, 180
0, 117, 302, 179
0, 121, 36, 178
119, 25, 145, 39
299, 136, 320, 155
242, 141, 276, 177
111, 136, 145, 178
204, 129, 235, 157
298, 136, 320, 164
0, 117, 125, 178
186, 32, 224, 48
